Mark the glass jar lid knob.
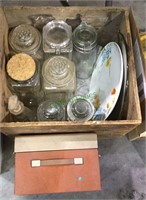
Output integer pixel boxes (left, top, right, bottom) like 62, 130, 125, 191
9, 24, 41, 54
17, 30, 34, 47
49, 59, 69, 79
72, 101, 89, 118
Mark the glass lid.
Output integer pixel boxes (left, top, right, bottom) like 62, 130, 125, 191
43, 20, 72, 48
9, 24, 41, 54
42, 56, 75, 87
73, 22, 97, 51
37, 100, 64, 121
67, 96, 95, 121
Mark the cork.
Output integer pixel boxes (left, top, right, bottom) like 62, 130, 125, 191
7, 53, 36, 81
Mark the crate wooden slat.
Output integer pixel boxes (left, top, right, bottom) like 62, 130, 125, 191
0, 6, 142, 138
0, 120, 141, 137
128, 9, 146, 140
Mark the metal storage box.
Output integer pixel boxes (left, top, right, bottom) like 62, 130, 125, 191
14, 134, 101, 194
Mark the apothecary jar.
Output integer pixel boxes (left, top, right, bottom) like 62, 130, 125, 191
6, 53, 41, 108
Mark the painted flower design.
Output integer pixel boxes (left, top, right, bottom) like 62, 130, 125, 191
94, 95, 100, 109
111, 88, 116, 95
105, 56, 111, 68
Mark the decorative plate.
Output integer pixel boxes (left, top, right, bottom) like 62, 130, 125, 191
108, 33, 128, 120
89, 42, 123, 120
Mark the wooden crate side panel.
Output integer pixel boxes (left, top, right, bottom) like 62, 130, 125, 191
3, 6, 124, 29
119, 10, 141, 121
127, 9, 146, 140
128, 121, 146, 141
0, 120, 140, 136
0, 9, 11, 122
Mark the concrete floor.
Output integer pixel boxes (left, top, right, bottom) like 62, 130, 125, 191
0, 1, 146, 199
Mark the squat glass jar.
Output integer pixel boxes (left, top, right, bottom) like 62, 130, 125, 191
67, 96, 95, 122
43, 20, 73, 59
37, 100, 65, 121
72, 22, 97, 79
8, 24, 43, 60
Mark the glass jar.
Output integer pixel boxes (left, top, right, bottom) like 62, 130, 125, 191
67, 96, 95, 121
42, 56, 76, 102
72, 22, 97, 79
6, 53, 41, 108
43, 20, 73, 59
8, 24, 43, 60
37, 100, 65, 121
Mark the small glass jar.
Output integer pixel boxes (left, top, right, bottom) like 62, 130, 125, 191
8, 95, 36, 122
37, 100, 65, 121
8, 24, 43, 60
67, 96, 95, 121
42, 56, 76, 101
72, 22, 97, 79
43, 20, 73, 59
6, 53, 41, 108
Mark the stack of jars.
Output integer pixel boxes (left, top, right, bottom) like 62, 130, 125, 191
6, 19, 98, 122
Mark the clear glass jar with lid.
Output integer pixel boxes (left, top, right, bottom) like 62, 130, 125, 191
43, 20, 73, 59
67, 96, 95, 121
6, 53, 41, 108
8, 24, 43, 60
42, 56, 76, 101
37, 100, 65, 121
72, 22, 97, 79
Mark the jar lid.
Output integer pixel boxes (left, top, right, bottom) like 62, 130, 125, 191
73, 22, 97, 52
42, 56, 75, 87
9, 24, 41, 54
7, 53, 36, 81
37, 100, 64, 121
67, 96, 95, 121
43, 20, 72, 49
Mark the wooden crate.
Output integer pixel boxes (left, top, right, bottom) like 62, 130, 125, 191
0, 6, 142, 138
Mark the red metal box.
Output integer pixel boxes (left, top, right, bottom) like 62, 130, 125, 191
14, 134, 101, 195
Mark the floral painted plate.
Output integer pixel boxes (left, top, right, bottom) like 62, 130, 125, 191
108, 33, 128, 120
89, 42, 123, 120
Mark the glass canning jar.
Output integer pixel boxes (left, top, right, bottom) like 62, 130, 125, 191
72, 22, 97, 79
43, 20, 73, 59
8, 24, 43, 60
6, 53, 41, 108
42, 56, 76, 102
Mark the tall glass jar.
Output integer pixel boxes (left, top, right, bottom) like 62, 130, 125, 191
43, 20, 73, 59
6, 53, 41, 108
42, 56, 76, 102
72, 22, 97, 79
8, 24, 43, 60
